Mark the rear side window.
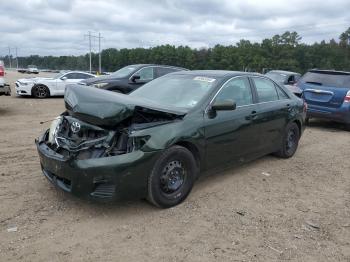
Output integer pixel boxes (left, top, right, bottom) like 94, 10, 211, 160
252, 78, 279, 102
301, 72, 350, 88
156, 67, 179, 77
75, 73, 93, 79
276, 86, 288, 99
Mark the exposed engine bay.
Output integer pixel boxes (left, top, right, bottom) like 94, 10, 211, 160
45, 107, 183, 160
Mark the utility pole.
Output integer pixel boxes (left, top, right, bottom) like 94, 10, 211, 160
84, 31, 103, 74
88, 31, 92, 73
8, 47, 11, 68
15, 47, 18, 69
98, 32, 101, 74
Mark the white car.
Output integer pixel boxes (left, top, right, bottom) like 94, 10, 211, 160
0, 60, 11, 96
27, 65, 39, 74
15, 71, 96, 98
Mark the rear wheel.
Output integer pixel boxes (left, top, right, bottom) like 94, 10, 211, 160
305, 117, 310, 125
345, 123, 350, 131
275, 122, 300, 158
32, 85, 50, 98
147, 146, 197, 208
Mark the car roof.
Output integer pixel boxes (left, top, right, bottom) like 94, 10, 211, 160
268, 70, 300, 75
65, 71, 95, 75
171, 70, 262, 79
309, 69, 350, 75
128, 64, 188, 70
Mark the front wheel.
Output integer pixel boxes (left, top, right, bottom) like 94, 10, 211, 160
147, 146, 197, 208
275, 122, 300, 158
32, 85, 50, 98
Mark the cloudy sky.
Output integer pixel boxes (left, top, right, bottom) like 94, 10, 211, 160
1, 0, 349, 56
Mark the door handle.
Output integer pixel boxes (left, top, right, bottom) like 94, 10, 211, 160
245, 110, 258, 120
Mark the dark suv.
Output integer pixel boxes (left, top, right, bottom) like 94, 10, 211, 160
81, 64, 187, 93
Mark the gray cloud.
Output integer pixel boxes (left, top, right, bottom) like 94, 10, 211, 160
0, 0, 349, 56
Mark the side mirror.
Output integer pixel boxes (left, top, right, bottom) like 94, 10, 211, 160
61, 76, 67, 81
130, 75, 141, 82
211, 99, 236, 111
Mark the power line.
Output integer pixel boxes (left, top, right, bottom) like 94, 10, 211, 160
84, 31, 104, 73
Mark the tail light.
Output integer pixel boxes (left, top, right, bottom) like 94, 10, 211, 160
303, 101, 308, 112
344, 90, 350, 103
0, 66, 4, 77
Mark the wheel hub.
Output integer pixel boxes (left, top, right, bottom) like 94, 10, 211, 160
160, 160, 185, 194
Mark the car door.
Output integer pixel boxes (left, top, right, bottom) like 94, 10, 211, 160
57, 73, 91, 95
250, 76, 291, 153
204, 77, 259, 169
56, 73, 75, 95
128, 67, 155, 91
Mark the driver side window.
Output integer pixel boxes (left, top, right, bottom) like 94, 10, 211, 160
136, 67, 154, 81
64, 73, 75, 79
215, 77, 253, 107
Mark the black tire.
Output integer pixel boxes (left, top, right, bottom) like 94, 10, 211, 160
147, 146, 197, 208
305, 117, 310, 125
345, 123, 350, 131
32, 85, 50, 98
275, 122, 300, 158
5, 85, 11, 96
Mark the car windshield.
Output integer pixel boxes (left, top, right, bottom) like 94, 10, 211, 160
301, 71, 350, 88
266, 72, 287, 83
111, 66, 138, 78
130, 74, 217, 109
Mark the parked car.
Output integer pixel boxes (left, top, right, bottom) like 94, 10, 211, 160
0, 60, 11, 96
27, 65, 39, 74
297, 69, 350, 130
36, 70, 306, 208
80, 64, 188, 93
15, 71, 96, 98
265, 70, 301, 96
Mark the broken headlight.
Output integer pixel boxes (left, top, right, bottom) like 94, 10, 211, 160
127, 135, 150, 152
48, 116, 62, 144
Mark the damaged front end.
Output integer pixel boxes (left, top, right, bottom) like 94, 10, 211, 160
36, 84, 186, 200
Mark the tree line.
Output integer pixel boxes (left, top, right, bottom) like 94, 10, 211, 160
2, 28, 350, 74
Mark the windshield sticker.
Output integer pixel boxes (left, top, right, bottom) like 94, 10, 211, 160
193, 76, 216, 83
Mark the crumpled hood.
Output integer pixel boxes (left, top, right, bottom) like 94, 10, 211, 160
64, 85, 187, 126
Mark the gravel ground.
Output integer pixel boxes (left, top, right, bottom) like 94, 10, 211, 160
0, 71, 349, 262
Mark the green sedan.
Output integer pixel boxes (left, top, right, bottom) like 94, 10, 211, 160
36, 70, 306, 208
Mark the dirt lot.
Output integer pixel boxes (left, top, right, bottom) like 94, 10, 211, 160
0, 70, 349, 261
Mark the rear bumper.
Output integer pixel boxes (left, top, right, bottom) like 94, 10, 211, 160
36, 131, 160, 201
307, 103, 350, 124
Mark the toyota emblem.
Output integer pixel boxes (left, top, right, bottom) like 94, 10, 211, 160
71, 121, 81, 133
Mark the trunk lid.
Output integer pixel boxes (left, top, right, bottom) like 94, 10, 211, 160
64, 84, 187, 126
299, 70, 350, 108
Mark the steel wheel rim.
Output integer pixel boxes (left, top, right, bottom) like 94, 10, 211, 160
160, 160, 186, 195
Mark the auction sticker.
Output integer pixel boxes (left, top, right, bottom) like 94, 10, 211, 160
193, 76, 216, 83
